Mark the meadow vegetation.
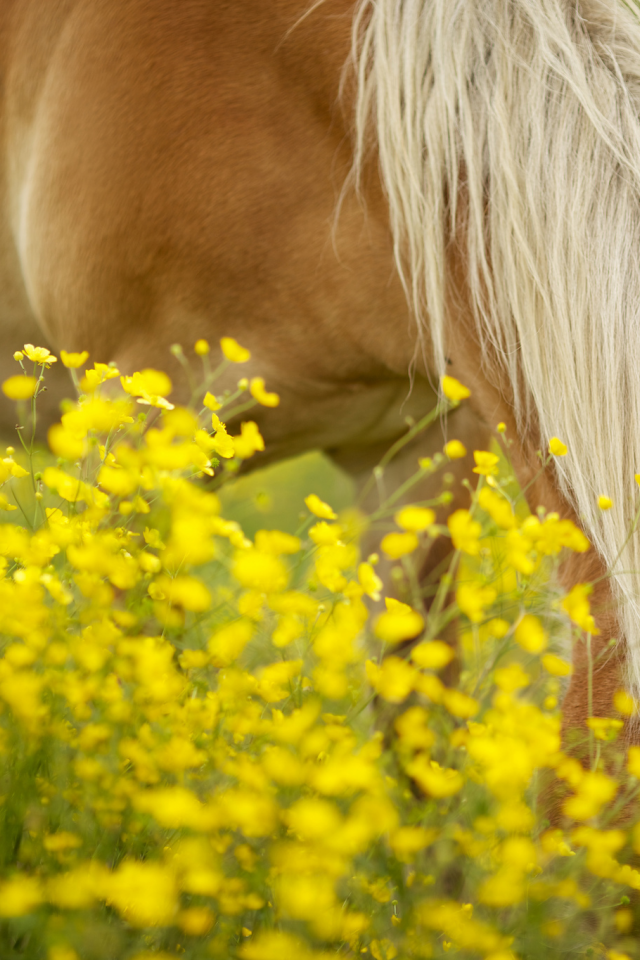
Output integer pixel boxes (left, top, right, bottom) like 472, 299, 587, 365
0, 340, 637, 959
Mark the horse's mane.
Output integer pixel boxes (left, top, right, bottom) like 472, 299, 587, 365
352, 0, 640, 695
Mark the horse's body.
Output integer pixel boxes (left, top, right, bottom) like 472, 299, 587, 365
0, 0, 638, 728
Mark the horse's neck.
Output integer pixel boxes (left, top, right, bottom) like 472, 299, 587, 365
254, 0, 355, 120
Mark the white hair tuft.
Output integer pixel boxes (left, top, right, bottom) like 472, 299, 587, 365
352, 0, 640, 694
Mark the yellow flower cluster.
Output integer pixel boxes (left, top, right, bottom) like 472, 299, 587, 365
0, 358, 636, 960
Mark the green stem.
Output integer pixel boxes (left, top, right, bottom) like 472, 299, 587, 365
356, 403, 447, 508
220, 398, 258, 421
10, 485, 33, 530
424, 549, 461, 641
370, 495, 444, 523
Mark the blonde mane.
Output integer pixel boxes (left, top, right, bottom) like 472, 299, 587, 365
352, 0, 640, 694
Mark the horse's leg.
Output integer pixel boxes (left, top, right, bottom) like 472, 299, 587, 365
443, 368, 630, 755
502, 448, 628, 743
557, 549, 624, 735
436, 266, 629, 761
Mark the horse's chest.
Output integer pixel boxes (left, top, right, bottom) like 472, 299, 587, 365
0, 0, 422, 449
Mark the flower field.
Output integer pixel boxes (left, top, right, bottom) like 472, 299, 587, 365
0, 340, 638, 960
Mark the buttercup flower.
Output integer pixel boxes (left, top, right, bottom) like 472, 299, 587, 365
0, 339, 631, 960
2, 375, 37, 400
220, 336, 251, 362
441, 375, 471, 401
60, 350, 89, 368
23, 343, 57, 365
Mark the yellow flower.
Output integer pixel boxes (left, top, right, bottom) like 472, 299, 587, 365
533, 514, 590, 554
194, 338, 210, 356
255, 530, 301, 555
494, 663, 530, 692
478, 487, 516, 529
239, 931, 307, 960
406, 757, 464, 797
285, 797, 342, 840
210, 418, 235, 458
443, 439, 467, 459
441, 375, 471, 401
208, 619, 254, 666
627, 746, 640, 778
62, 396, 134, 437
366, 657, 417, 703
614, 689, 637, 716
233, 421, 265, 459
614, 909, 634, 934
60, 350, 89, 368
133, 787, 215, 829
2, 375, 37, 400
202, 391, 221, 410
80, 362, 120, 391
478, 870, 525, 907
120, 369, 173, 407
304, 493, 337, 519
514, 615, 547, 654
178, 906, 215, 935
43, 832, 82, 852
586, 716, 623, 741
309, 521, 343, 545
103, 860, 178, 927
598, 495, 613, 510
411, 640, 454, 670
394, 505, 435, 531
562, 583, 600, 634
374, 598, 424, 643
178, 649, 209, 670
447, 509, 481, 554
49, 947, 81, 960
220, 336, 251, 362
563, 770, 617, 820
390, 826, 438, 862
23, 343, 57, 365
42, 467, 109, 508
276, 873, 336, 923
549, 437, 567, 456
542, 653, 573, 676
442, 689, 479, 719
380, 531, 419, 559
472, 450, 500, 476
540, 829, 575, 858
233, 548, 289, 593
395, 705, 435, 750
0, 876, 43, 916
370, 940, 398, 960
249, 377, 280, 407
98, 465, 138, 497
456, 582, 496, 623
357, 561, 383, 600
153, 575, 211, 611
48, 424, 85, 460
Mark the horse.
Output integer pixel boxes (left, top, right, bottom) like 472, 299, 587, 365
0, 0, 639, 737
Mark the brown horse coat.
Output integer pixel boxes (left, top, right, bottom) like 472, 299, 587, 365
0, 0, 624, 731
